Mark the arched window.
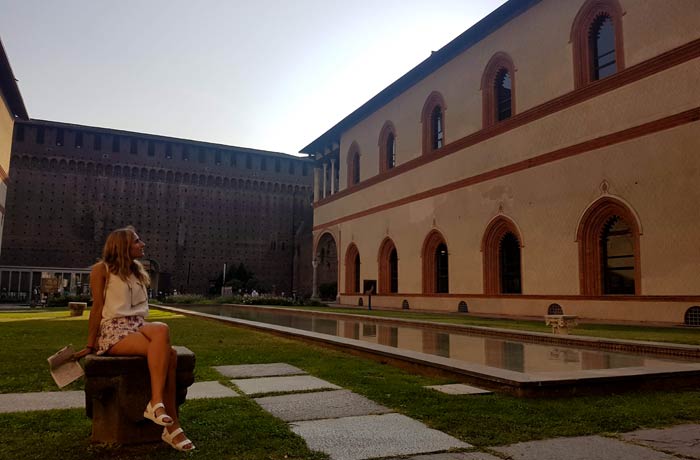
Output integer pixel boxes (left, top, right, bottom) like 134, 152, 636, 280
481, 52, 516, 128
345, 243, 361, 294
346, 142, 361, 187
378, 121, 397, 173
482, 216, 523, 295
422, 230, 448, 294
571, 0, 625, 88
577, 197, 640, 295
421, 91, 447, 155
378, 238, 398, 294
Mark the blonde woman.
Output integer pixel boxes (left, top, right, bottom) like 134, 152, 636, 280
74, 226, 194, 452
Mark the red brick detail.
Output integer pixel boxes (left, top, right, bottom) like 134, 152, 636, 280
377, 237, 397, 294
481, 52, 516, 128
420, 91, 447, 156
577, 196, 640, 295
571, 0, 625, 89
421, 229, 446, 294
481, 216, 522, 295
344, 243, 360, 294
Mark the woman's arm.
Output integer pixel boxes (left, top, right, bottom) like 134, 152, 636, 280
74, 263, 107, 359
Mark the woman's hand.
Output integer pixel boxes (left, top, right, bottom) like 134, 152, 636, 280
73, 347, 93, 360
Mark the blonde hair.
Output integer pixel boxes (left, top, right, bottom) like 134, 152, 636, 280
99, 225, 150, 286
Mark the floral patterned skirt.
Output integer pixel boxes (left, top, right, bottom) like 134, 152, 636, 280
96, 315, 145, 355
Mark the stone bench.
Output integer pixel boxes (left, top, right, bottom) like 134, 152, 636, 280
545, 314, 579, 335
84, 346, 195, 444
68, 302, 87, 316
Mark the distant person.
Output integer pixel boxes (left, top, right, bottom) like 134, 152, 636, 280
74, 226, 194, 452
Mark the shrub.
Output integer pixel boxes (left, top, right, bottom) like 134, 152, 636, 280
46, 295, 92, 308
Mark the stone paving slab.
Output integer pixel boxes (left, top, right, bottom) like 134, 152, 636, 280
0, 391, 84, 413
290, 413, 471, 460
387, 453, 500, 460
493, 435, 676, 460
187, 381, 239, 399
215, 363, 306, 378
622, 424, 700, 459
426, 384, 492, 395
232, 375, 340, 395
255, 389, 392, 422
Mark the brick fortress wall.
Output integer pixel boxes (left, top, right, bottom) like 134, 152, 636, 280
3, 120, 314, 296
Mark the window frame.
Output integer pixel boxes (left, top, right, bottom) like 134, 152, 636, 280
571, 0, 625, 88
482, 216, 523, 295
420, 91, 447, 155
378, 121, 397, 174
481, 52, 516, 128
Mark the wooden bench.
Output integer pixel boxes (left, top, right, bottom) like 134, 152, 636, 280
84, 346, 195, 444
544, 314, 579, 335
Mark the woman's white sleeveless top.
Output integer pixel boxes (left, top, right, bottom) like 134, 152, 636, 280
101, 271, 149, 321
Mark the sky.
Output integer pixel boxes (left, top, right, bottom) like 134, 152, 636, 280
0, 0, 508, 155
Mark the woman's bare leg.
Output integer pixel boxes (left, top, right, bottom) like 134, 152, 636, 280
109, 323, 192, 448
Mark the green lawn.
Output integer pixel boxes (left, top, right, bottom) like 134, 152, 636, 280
1, 308, 699, 459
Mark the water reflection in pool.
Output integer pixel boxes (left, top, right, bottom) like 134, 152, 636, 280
185, 305, 674, 374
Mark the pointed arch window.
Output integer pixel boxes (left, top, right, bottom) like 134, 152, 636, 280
577, 197, 640, 295
421, 91, 447, 155
347, 143, 361, 187
378, 238, 399, 294
345, 243, 361, 294
378, 122, 397, 173
571, 0, 625, 88
482, 216, 523, 295
481, 52, 516, 128
422, 230, 448, 294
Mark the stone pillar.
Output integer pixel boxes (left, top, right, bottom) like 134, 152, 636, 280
322, 162, 328, 199
313, 167, 320, 202
330, 159, 336, 195
311, 259, 319, 300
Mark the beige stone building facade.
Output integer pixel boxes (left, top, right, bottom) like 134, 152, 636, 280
0, 38, 28, 255
304, 0, 700, 324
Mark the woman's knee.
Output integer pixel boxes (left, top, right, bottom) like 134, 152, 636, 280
142, 322, 171, 343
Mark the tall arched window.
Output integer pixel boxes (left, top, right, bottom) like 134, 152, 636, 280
346, 142, 361, 187
378, 121, 397, 174
345, 243, 361, 294
421, 91, 447, 155
481, 52, 516, 128
482, 216, 523, 295
378, 238, 398, 294
577, 197, 640, 295
571, 0, 625, 88
422, 230, 448, 294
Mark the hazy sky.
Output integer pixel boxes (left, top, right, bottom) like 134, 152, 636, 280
0, 0, 507, 154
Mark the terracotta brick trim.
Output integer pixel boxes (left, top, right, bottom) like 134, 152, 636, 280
346, 141, 360, 188
378, 121, 397, 174
571, 0, 625, 89
377, 237, 397, 294
420, 91, 447, 156
577, 196, 641, 295
0, 164, 8, 184
314, 107, 700, 231
481, 52, 516, 128
481, 216, 522, 295
421, 229, 447, 294
344, 243, 360, 294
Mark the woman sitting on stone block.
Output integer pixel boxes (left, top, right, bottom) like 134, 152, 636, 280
74, 226, 194, 452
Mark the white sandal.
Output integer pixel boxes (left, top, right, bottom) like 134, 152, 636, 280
143, 401, 173, 427
162, 427, 195, 452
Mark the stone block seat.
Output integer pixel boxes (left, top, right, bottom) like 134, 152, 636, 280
84, 346, 195, 444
